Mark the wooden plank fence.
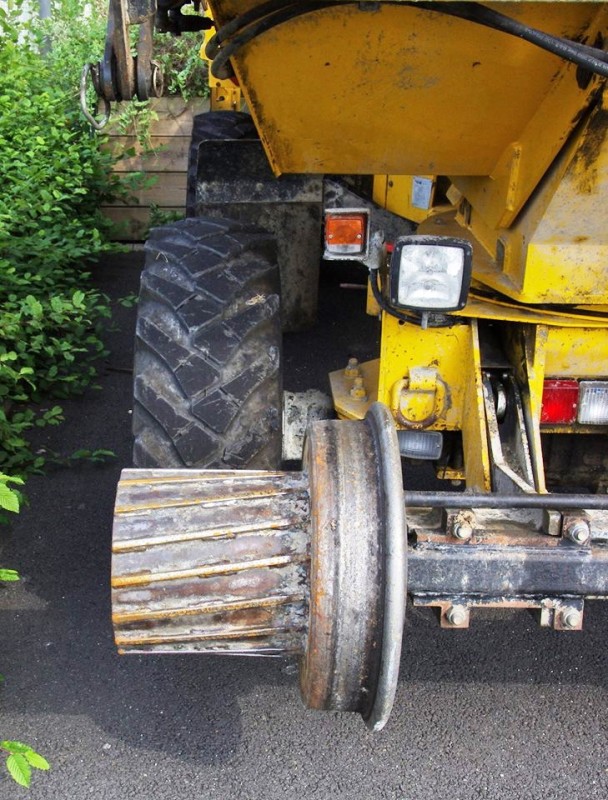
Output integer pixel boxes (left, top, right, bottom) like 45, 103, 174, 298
101, 97, 210, 241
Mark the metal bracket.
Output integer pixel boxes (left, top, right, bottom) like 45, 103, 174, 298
82, 0, 164, 125
414, 595, 586, 631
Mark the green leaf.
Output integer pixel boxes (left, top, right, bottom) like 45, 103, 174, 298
1, 741, 33, 755
0, 474, 24, 486
0, 569, 20, 582
6, 753, 31, 787
0, 484, 20, 513
25, 750, 50, 771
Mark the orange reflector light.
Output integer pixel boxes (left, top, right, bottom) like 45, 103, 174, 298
325, 213, 367, 255
540, 379, 578, 424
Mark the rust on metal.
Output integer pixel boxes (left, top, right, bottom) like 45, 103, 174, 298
112, 553, 309, 588
112, 593, 304, 624
112, 469, 310, 656
112, 519, 298, 553
299, 417, 385, 715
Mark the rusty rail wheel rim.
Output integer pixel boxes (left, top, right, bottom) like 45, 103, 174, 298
363, 402, 407, 732
299, 402, 406, 728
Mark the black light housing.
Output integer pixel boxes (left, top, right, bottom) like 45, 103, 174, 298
389, 235, 473, 313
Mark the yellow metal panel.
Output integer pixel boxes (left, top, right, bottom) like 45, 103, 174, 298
453, 101, 608, 304
461, 320, 492, 492
377, 314, 472, 430
373, 175, 437, 224
452, 5, 606, 231
333, 312, 490, 489
423, 199, 608, 311
544, 328, 608, 377
208, 2, 601, 176
518, 111, 608, 304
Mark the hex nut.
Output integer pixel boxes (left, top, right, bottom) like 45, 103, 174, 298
565, 521, 590, 545
350, 377, 367, 400
562, 608, 582, 630
453, 522, 473, 541
344, 358, 361, 378
446, 605, 468, 626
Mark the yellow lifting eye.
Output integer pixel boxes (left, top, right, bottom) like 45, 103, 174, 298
390, 367, 449, 429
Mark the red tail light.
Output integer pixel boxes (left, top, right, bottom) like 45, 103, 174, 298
540, 379, 579, 424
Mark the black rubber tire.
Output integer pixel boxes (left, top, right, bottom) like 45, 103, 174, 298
133, 216, 282, 470
186, 111, 259, 216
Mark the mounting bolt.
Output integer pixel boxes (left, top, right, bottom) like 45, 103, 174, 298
565, 520, 590, 545
453, 521, 473, 541
562, 607, 582, 630
350, 376, 367, 400
446, 605, 468, 626
344, 357, 360, 378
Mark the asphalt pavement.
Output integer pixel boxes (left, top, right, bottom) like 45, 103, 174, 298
0, 251, 606, 800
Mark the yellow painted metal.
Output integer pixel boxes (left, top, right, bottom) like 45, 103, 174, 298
372, 175, 438, 225
207, 2, 603, 177
332, 315, 491, 489
452, 6, 607, 232
512, 106, 608, 305
421, 203, 608, 313
201, 26, 242, 110
377, 314, 470, 431
460, 320, 492, 492
457, 294, 608, 329
330, 358, 379, 421
544, 327, 608, 377
454, 100, 608, 304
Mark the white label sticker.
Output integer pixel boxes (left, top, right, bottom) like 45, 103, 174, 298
412, 177, 433, 210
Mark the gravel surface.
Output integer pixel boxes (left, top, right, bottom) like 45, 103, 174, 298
0, 252, 606, 800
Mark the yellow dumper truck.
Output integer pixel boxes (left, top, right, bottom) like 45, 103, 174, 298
87, 0, 608, 729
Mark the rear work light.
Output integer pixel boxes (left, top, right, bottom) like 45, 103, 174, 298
388, 235, 473, 312
540, 379, 608, 425
578, 381, 608, 425
324, 211, 368, 256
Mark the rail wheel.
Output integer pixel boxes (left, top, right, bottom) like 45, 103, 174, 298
113, 403, 406, 730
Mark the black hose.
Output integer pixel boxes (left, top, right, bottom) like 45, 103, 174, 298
416, 2, 608, 78
210, 1, 346, 79
369, 268, 423, 327
205, 0, 298, 61
209, 0, 608, 81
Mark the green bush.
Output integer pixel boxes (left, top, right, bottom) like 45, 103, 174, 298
0, 1, 209, 475
0, 10, 119, 474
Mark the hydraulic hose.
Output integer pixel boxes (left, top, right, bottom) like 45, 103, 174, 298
208, 0, 608, 81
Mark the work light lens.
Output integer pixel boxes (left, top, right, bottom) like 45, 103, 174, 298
397, 245, 464, 309
390, 237, 472, 312
577, 381, 608, 424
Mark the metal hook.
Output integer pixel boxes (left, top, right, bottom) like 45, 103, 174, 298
80, 64, 111, 131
